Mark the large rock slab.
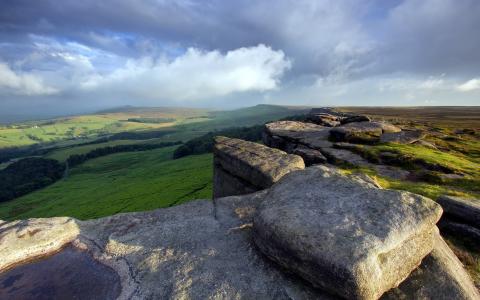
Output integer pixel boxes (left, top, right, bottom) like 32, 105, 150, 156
213, 136, 304, 197
380, 130, 426, 144
382, 233, 480, 300
331, 121, 401, 144
264, 121, 333, 150
253, 165, 443, 300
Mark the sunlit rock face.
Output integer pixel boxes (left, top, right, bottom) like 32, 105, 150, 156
213, 136, 304, 198
0, 245, 121, 300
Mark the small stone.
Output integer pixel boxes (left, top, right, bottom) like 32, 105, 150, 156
292, 145, 327, 166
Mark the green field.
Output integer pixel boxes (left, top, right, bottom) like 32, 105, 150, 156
0, 146, 212, 220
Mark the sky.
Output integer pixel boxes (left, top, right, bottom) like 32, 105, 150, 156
0, 0, 479, 119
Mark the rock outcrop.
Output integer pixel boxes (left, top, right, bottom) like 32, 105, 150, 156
382, 232, 480, 300
1, 165, 478, 300
330, 121, 401, 144
213, 136, 304, 198
253, 165, 443, 300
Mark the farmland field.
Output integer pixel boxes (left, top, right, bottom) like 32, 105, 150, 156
0, 146, 213, 220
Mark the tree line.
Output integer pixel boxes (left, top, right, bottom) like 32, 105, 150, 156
67, 141, 181, 167
1, 141, 181, 203
173, 125, 263, 159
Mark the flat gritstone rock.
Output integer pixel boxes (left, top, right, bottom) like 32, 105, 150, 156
253, 165, 442, 300
0, 245, 121, 300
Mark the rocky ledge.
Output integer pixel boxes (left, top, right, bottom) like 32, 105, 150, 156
1, 165, 479, 299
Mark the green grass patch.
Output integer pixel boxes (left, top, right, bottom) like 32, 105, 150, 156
0, 147, 213, 220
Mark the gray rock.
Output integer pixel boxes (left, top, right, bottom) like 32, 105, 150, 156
307, 113, 340, 127
340, 115, 371, 124
382, 233, 480, 300
292, 145, 327, 166
213, 165, 258, 198
331, 121, 401, 144
0, 195, 334, 300
380, 130, 426, 144
264, 121, 333, 150
321, 147, 369, 167
436, 195, 480, 229
253, 165, 443, 300
213, 136, 304, 195
438, 219, 480, 247
0, 176, 477, 300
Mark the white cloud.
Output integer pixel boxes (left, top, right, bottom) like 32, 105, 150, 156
0, 62, 58, 95
81, 44, 291, 100
457, 78, 480, 92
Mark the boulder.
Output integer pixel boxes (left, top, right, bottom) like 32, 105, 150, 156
213, 136, 304, 197
382, 233, 480, 300
380, 130, 426, 144
253, 165, 443, 300
292, 145, 327, 166
436, 195, 480, 228
331, 121, 401, 144
264, 121, 333, 150
307, 113, 340, 127
340, 115, 371, 125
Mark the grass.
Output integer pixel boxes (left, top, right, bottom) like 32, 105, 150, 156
0, 146, 213, 220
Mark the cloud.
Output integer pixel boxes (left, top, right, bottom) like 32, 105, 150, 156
81, 44, 291, 100
0, 62, 57, 95
457, 78, 480, 92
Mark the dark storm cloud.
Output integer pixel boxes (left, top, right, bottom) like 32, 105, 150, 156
0, 0, 479, 118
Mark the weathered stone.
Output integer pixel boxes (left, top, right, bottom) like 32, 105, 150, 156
213, 136, 304, 194
213, 165, 258, 198
321, 147, 369, 167
330, 121, 401, 144
1, 176, 477, 300
307, 113, 340, 127
0, 217, 80, 271
253, 165, 443, 300
264, 121, 333, 150
439, 219, 480, 247
0, 195, 334, 300
436, 195, 480, 228
292, 145, 327, 166
340, 115, 371, 124
380, 130, 426, 144
382, 233, 480, 300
